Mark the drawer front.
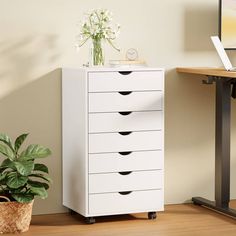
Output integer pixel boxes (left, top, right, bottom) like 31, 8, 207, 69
89, 190, 164, 215
89, 150, 163, 173
89, 131, 163, 153
88, 71, 164, 92
89, 91, 163, 113
89, 170, 163, 194
89, 111, 163, 133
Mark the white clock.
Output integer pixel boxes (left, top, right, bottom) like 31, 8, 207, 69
126, 48, 139, 61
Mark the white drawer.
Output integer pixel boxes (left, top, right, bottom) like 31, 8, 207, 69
88, 71, 164, 92
89, 170, 163, 194
89, 131, 163, 153
89, 150, 163, 173
89, 111, 163, 133
89, 91, 163, 113
89, 189, 164, 216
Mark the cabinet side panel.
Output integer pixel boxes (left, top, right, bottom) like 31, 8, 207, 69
161, 70, 165, 205
62, 68, 87, 216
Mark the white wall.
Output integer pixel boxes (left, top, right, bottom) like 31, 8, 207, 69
0, 0, 236, 215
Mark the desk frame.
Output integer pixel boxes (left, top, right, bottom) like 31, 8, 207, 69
177, 68, 236, 218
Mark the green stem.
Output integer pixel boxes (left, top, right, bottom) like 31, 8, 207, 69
79, 36, 91, 47
92, 39, 104, 65
107, 38, 120, 52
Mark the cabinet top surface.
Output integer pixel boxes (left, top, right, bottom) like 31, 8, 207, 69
63, 66, 164, 72
176, 67, 236, 78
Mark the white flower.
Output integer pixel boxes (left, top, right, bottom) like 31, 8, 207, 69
76, 9, 120, 51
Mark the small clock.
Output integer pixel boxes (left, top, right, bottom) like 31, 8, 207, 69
126, 48, 139, 61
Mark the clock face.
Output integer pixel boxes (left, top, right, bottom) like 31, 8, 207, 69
126, 48, 138, 61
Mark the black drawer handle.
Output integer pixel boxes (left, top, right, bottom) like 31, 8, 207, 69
118, 71, 132, 75
118, 151, 132, 156
118, 111, 132, 116
118, 191, 132, 195
118, 171, 132, 175
118, 91, 132, 95
118, 131, 132, 136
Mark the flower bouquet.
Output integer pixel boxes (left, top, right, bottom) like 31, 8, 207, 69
76, 9, 120, 66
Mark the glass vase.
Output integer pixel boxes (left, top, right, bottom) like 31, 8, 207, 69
92, 38, 104, 66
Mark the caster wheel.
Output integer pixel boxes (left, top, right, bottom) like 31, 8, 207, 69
69, 209, 77, 215
85, 217, 96, 224
193, 201, 201, 206
148, 212, 157, 219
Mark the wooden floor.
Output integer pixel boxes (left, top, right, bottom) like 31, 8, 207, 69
12, 202, 236, 236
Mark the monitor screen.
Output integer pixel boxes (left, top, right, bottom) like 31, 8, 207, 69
219, 0, 236, 49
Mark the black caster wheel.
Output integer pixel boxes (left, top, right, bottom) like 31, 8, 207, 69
193, 201, 201, 206
69, 209, 77, 215
148, 212, 157, 220
85, 217, 96, 224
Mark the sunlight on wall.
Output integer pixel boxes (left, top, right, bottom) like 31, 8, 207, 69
0, 35, 61, 99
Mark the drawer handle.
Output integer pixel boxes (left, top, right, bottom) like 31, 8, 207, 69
118, 131, 132, 136
118, 171, 132, 175
118, 191, 132, 195
118, 111, 132, 116
118, 91, 132, 96
118, 151, 132, 156
118, 71, 132, 75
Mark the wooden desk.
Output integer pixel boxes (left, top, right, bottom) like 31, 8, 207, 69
177, 67, 236, 218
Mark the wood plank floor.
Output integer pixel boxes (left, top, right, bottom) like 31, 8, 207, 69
10, 202, 236, 236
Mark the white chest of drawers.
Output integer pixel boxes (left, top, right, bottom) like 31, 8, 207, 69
62, 67, 164, 223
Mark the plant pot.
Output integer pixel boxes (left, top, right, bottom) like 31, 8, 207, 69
0, 196, 34, 233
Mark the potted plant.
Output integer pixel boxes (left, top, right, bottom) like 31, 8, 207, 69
0, 133, 52, 233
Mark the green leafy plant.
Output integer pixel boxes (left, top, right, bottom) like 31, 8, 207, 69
0, 133, 52, 203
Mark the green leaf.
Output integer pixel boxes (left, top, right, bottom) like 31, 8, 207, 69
34, 163, 49, 173
14, 161, 34, 176
29, 173, 52, 183
0, 172, 7, 181
0, 143, 15, 161
28, 180, 49, 190
6, 172, 28, 189
0, 159, 16, 170
12, 193, 34, 203
14, 133, 29, 153
29, 186, 48, 199
0, 170, 10, 185
20, 144, 52, 160
0, 133, 14, 152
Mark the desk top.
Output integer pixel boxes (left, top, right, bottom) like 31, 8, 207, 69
176, 67, 236, 78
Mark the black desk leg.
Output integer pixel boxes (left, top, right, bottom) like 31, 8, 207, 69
192, 78, 236, 218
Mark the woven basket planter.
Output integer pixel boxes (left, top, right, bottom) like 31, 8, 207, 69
0, 196, 34, 233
